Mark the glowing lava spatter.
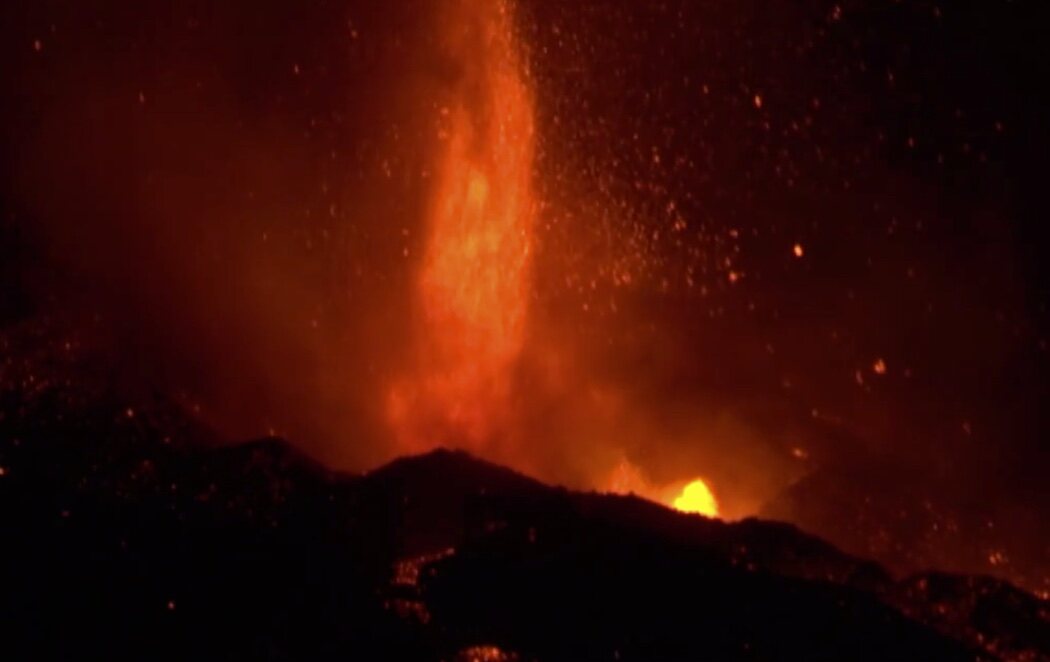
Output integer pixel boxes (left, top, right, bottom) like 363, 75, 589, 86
606, 459, 721, 519
388, 0, 535, 452
672, 479, 720, 517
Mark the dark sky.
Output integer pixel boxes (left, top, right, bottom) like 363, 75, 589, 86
1, 0, 1047, 590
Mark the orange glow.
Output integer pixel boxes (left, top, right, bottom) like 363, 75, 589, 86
389, 0, 534, 452
455, 645, 520, 662
604, 458, 722, 519
672, 479, 720, 517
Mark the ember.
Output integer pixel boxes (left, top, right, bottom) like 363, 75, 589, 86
454, 645, 520, 662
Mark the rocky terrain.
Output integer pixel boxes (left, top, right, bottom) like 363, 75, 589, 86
1, 321, 1047, 661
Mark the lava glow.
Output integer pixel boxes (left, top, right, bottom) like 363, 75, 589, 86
388, 0, 535, 452
606, 459, 721, 519
672, 479, 720, 518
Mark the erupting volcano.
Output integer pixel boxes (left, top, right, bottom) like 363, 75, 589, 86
1, 0, 1048, 658
383, 2, 728, 517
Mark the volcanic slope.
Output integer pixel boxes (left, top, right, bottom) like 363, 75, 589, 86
0, 328, 1046, 660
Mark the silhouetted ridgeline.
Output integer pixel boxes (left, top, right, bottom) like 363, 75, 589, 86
1, 323, 1046, 660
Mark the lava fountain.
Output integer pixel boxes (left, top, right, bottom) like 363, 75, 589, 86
385, 0, 724, 518
388, 0, 535, 454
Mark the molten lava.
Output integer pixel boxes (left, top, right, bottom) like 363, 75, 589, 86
672, 479, 720, 518
606, 459, 721, 519
388, 0, 535, 453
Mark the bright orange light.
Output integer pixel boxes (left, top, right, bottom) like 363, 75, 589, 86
389, 0, 534, 453
672, 478, 720, 517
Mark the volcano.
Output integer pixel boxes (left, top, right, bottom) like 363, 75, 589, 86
3, 0, 1050, 659
1, 337, 1045, 661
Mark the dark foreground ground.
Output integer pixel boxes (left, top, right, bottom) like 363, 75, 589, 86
1, 324, 1047, 661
